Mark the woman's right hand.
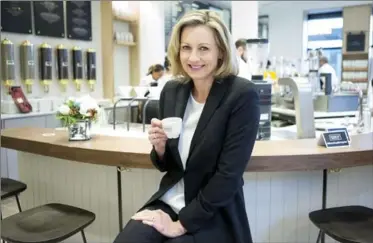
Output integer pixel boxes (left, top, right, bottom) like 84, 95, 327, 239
148, 118, 168, 158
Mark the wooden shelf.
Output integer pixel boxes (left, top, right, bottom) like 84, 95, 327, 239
342, 78, 368, 82
342, 53, 369, 60
115, 41, 136, 47
113, 14, 137, 23
342, 67, 369, 72
101, 2, 140, 101
343, 52, 369, 55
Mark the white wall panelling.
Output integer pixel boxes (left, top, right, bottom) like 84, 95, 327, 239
10, 152, 373, 243
16, 153, 119, 242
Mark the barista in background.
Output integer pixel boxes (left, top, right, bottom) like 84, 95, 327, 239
318, 56, 339, 90
235, 38, 252, 80
140, 64, 165, 88
157, 57, 173, 90
138, 64, 164, 123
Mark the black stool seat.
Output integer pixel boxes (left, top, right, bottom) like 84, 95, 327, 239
1, 203, 95, 243
1, 178, 27, 200
309, 205, 373, 243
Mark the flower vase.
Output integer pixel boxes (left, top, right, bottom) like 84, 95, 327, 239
68, 120, 92, 141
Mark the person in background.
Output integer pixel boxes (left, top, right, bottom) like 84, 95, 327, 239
140, 64, 165, 87
158, 57, 174, 90
114, 9, 260, 243
235, 38, 252, 80
318, 56, 339, 89
138, 64, 164, 123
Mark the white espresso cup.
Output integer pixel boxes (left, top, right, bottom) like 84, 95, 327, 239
162, 117, 182, 139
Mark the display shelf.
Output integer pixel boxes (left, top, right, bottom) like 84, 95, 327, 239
100, 2, 140, 101
113, 14, 137, 23
342, 68, 368, 72
115, 41, 136, 47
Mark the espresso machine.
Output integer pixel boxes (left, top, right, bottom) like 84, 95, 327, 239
246, 38, 272, 140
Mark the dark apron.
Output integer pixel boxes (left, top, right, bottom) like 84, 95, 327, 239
138, 81, 160, 124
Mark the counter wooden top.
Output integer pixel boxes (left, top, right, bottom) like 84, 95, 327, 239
1, 127, 372, 172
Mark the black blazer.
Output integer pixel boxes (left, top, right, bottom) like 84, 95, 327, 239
142, 75, 260, 243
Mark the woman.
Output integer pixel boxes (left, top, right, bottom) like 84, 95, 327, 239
114, 10, 260, 243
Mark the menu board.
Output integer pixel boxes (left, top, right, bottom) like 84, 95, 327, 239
346, 32, 366, 52
66, 1, 92, 41
1, 1, 32, 34
33, 1, 65, 38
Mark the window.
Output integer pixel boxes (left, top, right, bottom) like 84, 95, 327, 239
258, 15, 269, 39
307, 11, 343, 79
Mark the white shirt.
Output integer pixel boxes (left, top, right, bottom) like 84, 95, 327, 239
139, 74, 156, 87
160, 94, 205, 213
237, 56, 252, 80
158, 73, 173, 91
318, 63, 339, 88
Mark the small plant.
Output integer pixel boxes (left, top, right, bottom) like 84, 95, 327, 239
56, 96, 99, 127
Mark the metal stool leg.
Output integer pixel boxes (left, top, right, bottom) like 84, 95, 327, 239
81, 230, 87, 243
15, 195, 22, 212
316, 230, 322, 243
143, 99, 151, 132
319, 169, 328, 243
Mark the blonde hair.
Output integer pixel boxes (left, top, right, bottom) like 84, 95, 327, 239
167, 10, 238, 81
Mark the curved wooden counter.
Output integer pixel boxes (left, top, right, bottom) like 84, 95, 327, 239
1, 127, 372, 172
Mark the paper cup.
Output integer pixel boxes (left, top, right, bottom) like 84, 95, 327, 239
162, 117, 182, 139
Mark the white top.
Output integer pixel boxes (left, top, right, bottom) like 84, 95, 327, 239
237, 56, 252, 80
139, 74, 156, 87
158, 73, 173, 91
160, 94, 205, 213
318, 63, 339, 88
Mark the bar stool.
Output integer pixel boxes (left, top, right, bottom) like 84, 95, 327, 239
143, 99, 159, 124
1, 178, 27, 214
309, 205, 373, 243
1, 203, 95, 243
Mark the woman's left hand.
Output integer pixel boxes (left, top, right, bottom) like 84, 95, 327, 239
131, 209, 186, 238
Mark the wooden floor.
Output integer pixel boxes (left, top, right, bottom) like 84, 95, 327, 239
2, 152, 372, 243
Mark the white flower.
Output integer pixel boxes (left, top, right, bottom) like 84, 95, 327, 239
76, 95, 95, 105
66, 96, 76, 103
77, 95, 99, 117
58, 104, 70, 115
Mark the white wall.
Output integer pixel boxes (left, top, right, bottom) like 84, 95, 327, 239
259, 1, 373, 60
139, 1, 165, 79
231, 1, 258, 41
1, 2, 102, 100
113, 13, 131, 92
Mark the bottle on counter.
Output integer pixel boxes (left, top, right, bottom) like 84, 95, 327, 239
367, 78, 373, 113
363, 104, 372, 133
